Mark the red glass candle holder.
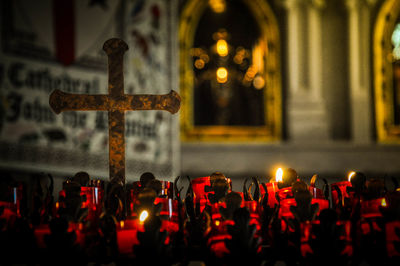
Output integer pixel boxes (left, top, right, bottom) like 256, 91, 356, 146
0, 201, 16, 221
243, 200, 261, 231
386, 221, 400, 257
154, 197, 180, 223
58, 185, 104, 220
209, 202, 226, 221
34, 222, 85, 249
331, 181, 352, 207
117, 219, 142, 254
159, 181, 174, 198
277, 187, 293, 200
308, 186, 324, 199
260, 182, 279, 208
191, 176, 212, 203
80, 186, 104, 220
360, 197, 385, 218
207, 220, 234, 258
117, 218, 179, 254
278, 198, 329, 219
191, 176, 232, 213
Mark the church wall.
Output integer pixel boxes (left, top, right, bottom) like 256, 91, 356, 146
180, 0, 400, 183
322, 1, 351, 140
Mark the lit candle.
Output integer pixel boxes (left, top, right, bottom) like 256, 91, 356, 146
330, 171, 354, 207
260, 168, 283, 208
348, 171, 356, 182
139, 210, 149, 223
381, 198, 387, 207
276, 168, 283, 182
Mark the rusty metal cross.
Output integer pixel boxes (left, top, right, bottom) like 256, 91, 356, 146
49, 38, 181, 184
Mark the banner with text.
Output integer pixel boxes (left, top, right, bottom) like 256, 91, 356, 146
0, 0, 178, 180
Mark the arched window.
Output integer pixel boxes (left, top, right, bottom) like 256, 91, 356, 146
374, 0, 400, 143
179, 0, 281, 142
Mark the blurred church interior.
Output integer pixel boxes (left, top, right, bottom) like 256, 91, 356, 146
0, 0, 400, 190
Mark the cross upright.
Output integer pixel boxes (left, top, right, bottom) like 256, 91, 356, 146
49, 38, 181, 185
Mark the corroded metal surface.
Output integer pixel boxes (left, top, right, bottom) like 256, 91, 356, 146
49, 38, 181, 184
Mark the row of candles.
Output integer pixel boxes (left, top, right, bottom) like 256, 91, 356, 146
1, 168, 396, 257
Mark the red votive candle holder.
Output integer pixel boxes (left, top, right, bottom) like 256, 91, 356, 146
331, 181, 352, 207
260, 182, 279, 208
117, 219, 142, 254
386, 221, 400, 257
210, 202, 226, 221
309, 186, 324, 199
360, 197, 386, 218
278, 198, 329, 219
208, 220, 234, 258
191, 176, 211, 212
191, 176, 232, 213
243, 200, 261, 231
34, 222, 85, 249
80, 186, 103, 220
154, 197, 180, 223
159, 181, 174, 198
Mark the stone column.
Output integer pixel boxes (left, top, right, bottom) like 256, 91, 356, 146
283, 0, 305, 97
345, 0, 376, 144
308, 0, 325, 100
284, 0, 329, 142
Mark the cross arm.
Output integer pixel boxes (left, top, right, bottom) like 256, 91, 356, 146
126, 90, 181, 114
49, 89, 109, 114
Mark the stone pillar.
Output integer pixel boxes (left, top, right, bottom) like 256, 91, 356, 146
283, 0, 304, 96
284, 0, 329, 142
308, 0, 325, 100
345, 0, 376, 144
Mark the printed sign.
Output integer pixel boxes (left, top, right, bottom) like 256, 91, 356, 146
0, 0, 178, 180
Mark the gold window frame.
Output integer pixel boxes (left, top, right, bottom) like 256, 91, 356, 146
374, 0, 400, 143
179, 0, 282, 142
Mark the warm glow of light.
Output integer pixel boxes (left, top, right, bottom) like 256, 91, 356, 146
348, 171, 356, 182
276, 168, 283, 182
209, 0, 226, 13
252, 40, 265, 73
139, 210, 149, 222
79, 223, 83, 230
243, 66, 257, 85
194, 59, 205, 69
217, 39, 228, 56
381, 198, 387, 207
234, 47, 246, 64
55, 202, 59, 209
190, 48, 203, 57
215, 220, 220, 226
253, 75, 265, 89
216, 67, 228, 83
120, 220, 124, 229
200, 53, 210, 63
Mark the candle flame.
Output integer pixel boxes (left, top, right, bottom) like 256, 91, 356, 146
381, 198, 387, 207
216, 39, 228, 56
276, 168, 283, 182
215, 220, 220, 226
348, 171, 356, 182
55, 202, 59, 209
120, 220, 124, 229
139, 210, 149, 222
216, 67, 228, 83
